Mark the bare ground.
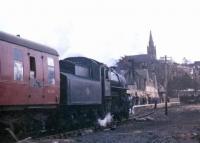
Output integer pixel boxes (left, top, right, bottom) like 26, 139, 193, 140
33, 104, 200, 143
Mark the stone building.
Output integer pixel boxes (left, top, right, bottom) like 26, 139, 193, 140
117, 31, 200, 104
117, 31, 159, 105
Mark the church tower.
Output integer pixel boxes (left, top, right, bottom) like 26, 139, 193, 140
147, 31, 157, 59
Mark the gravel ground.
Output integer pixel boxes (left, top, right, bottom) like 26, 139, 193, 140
32, 104, 200, 143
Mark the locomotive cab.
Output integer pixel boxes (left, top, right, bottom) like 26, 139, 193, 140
59, 57, 103, 105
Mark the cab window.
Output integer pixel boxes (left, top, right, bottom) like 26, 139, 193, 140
47, 57, 55, 85
105, 69, 110, 80
75, 65, 89, 78
110, 71, 119, 82
13, 49, 23, 81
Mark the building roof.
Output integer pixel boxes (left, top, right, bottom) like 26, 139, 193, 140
0, 31, 59, 56
194, 61, 200, 65
62, 56, 104, 66
125, 54, 156, 63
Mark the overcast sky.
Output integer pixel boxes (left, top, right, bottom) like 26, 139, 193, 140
0, 0, 200, 65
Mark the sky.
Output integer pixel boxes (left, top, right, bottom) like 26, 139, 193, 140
0, 0, 200, 65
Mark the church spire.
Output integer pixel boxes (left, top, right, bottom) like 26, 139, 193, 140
147, 31, 156, 59
149, 31, 153, 43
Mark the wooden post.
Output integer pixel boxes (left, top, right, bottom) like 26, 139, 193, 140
164, 55, 168, 115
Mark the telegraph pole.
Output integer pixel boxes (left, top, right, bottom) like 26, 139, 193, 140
164, 55, 168, 115
161, 55, 170, 115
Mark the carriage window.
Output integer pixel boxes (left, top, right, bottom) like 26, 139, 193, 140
14, 49, 23, 61
14, 61, 23, 81
30, 57, 36, 79
47, 57, 55, 85
13, 49, 23, 81
75, 65, 89, 78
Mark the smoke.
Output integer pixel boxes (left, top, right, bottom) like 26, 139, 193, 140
97, 113, 113, 127
129, 106, 135, 115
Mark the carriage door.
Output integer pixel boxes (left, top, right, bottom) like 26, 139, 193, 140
28, 54, 44, 104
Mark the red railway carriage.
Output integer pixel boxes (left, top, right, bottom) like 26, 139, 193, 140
0, 31, 60, 109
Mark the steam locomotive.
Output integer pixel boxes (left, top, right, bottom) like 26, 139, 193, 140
0, 31, 129, 139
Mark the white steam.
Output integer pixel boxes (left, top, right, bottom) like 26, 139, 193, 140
97, 113, 113, 127
129, 106, 135, 115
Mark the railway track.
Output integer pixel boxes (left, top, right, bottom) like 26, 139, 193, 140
9, 102, 180, 143
13, 107, 157, 143
10, 102, 179, 143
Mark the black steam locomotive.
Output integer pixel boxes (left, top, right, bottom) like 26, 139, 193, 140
52, 57, 129, 130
